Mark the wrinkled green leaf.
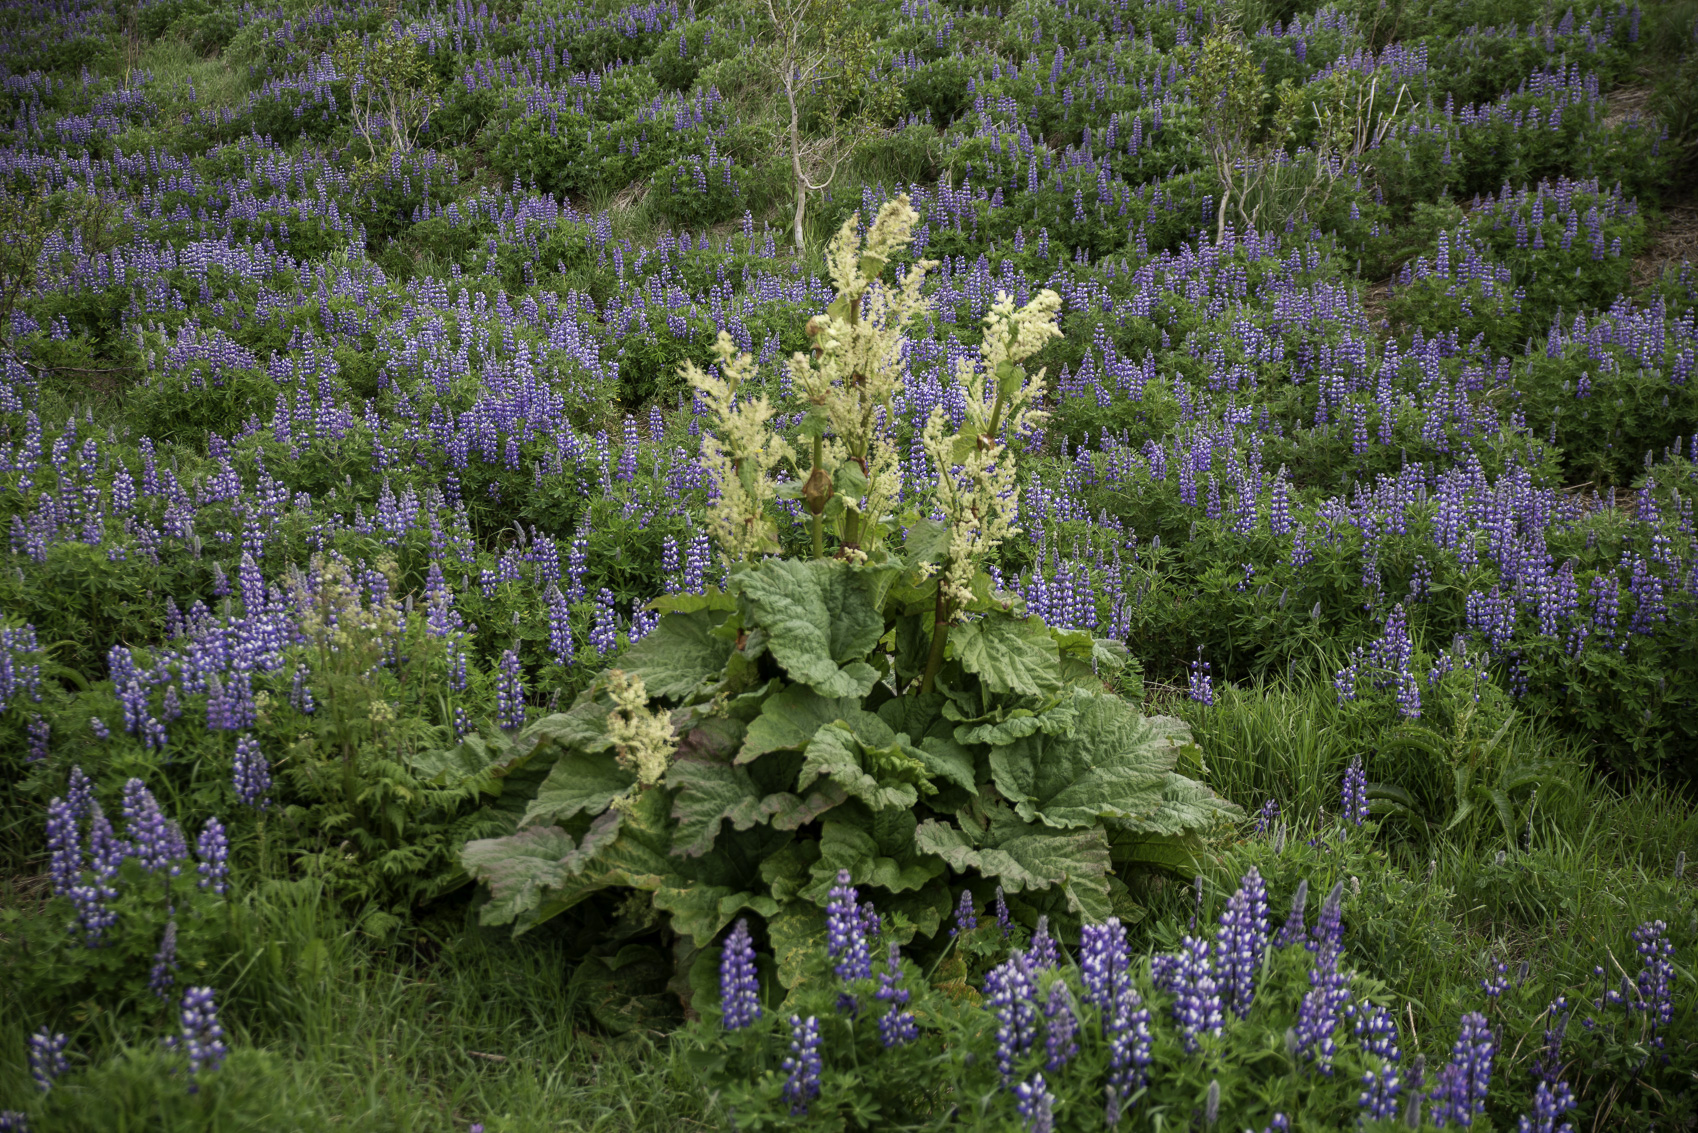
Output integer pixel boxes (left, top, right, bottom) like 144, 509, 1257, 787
521, 750, 636, 828
800, 722, 920, 811
653, 883, 780, 949
739, 685, 876, 764
989, 692, 1178, 828
619, 610, 735, 701
951, 615, 1064, 697
731, 559, 887, 697
461, 813, 624, 927
666, 760, 767, 857
914, 808, 1112, 920
767, 900, 828, 989
804, 817, 945, 901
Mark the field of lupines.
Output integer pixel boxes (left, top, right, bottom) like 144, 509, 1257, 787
2, 0, 1698, 1128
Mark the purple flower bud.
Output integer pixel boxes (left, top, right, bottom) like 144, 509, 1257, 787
196, 817, 229, 895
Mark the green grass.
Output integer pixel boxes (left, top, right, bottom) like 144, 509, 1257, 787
8, 680, 1692, 1130
2, 884, 711, 1131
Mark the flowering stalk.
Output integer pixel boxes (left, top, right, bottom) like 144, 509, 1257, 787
918, 288, 1062, 692
787, 196, 935, 562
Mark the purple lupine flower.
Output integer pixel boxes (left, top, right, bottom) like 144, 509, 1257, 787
1350, 1002, 1402, 1118
122, 779, 177, 874
163, 987, 229, 1092
1170, 935, 1223, 1052
90, 717, 110, 739
65, 767, 93, 822
859, 899, 882, 944
950, 889, 977, 938
1272, 879, 1309, 949
1188, 648, 1214, 705
233, 733, 270, 808
1080, 918, 1130, 1011
1026, 916, 1060, 969
1342, 757, 1369, 826
994, 886, 1013, 937
46, 796, 81, 896
27, 715, 49, 761
27, 1029, 69, 1091
780, 1015, 822, 1116
0, 1109, 29, 1130
196, 817, 229, 895
1042, 979, 1079, 1071
1294, 884, 1351, 1074
987, 954, 1040, 1084
149, 921, 179, 998
875, 942, 917, 1047
1253, 798, 1279, 835
1309, 881, 1345, 955
1630, 920, 1675, 1048
1429, 1012, 1494, 1127
495, 649, 525, 731
1516, 1078, 1576, 1133
1533, 997, 1571, 1084
1216, 868, 1269, 1018
1015, 1073, 1054, 1133
826, 870, 871, 982
720, 919, 760, 1030
1104, 983, 1153, 1126
1481, 958, 1509, 999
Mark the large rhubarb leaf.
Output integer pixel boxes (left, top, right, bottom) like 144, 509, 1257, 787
618, 608, 735, 701
731, 559, 886, 698
914, 804, 1112, 920
738, 684, 877, 764
666, 759, 766, 857
988, 691, 1187, 830
460, 813, 625, 927
951, 614, 1064, 697
799, 721, 929, 811
520, 750, 636, 827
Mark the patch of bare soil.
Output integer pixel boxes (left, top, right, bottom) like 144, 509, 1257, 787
1633, 197, 1698, 292
1603, 82, 1656, 129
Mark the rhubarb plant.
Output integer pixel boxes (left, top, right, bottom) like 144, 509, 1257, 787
453, 198, 1239, 999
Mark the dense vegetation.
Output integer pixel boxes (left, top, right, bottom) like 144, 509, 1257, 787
1, 0, 1697, 1128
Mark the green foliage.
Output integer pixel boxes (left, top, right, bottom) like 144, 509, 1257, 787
457, 555, 1233, 989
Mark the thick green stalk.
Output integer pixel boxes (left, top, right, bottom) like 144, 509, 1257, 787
919, 583, 951, 694
810, 434, 824, 559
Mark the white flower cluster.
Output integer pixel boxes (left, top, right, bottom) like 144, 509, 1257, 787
681, 333, 794, 562
921, 289, 1062, 613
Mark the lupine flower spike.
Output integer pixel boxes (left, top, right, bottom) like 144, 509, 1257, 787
781, 1015, 822, 1116
719, 918, 760, 1030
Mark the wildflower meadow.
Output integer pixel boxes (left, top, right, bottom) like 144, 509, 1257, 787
1, 0, 1697, 1129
